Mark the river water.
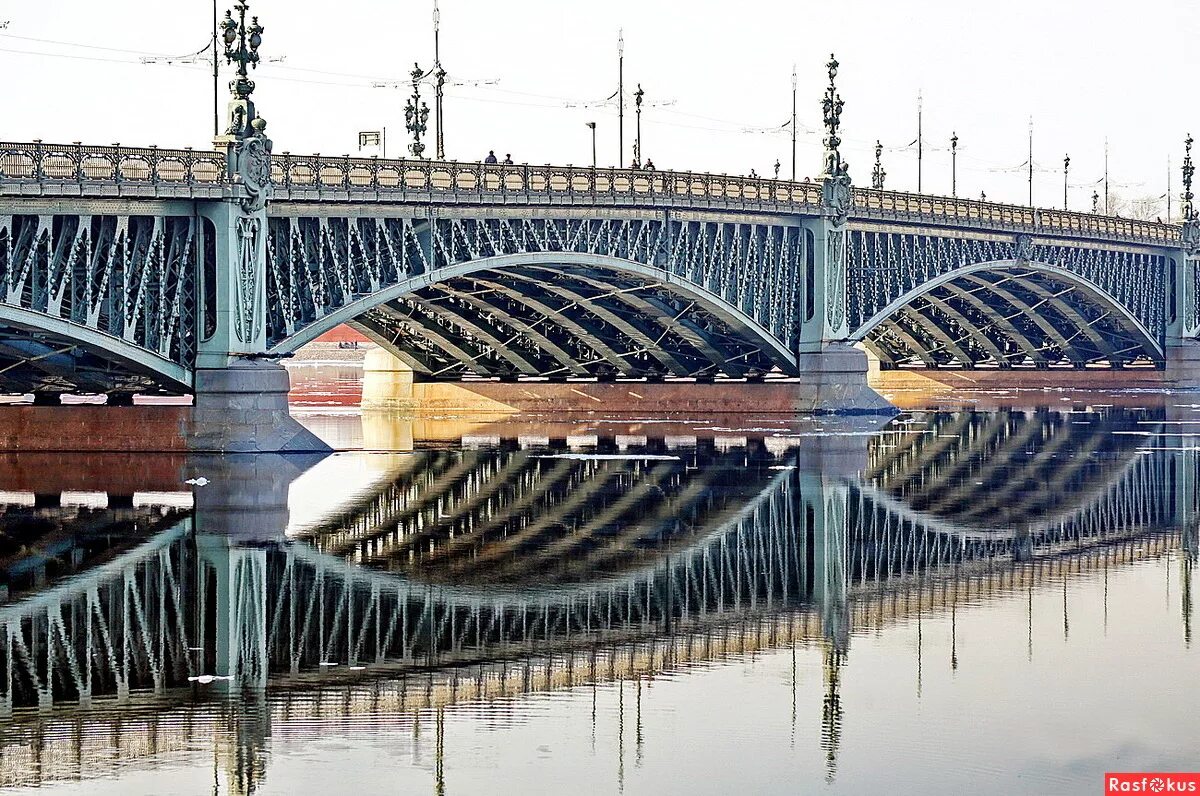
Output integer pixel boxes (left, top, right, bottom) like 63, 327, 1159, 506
0, 368, 1195, 795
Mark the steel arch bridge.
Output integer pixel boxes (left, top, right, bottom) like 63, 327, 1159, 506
2, 143, 1197, 401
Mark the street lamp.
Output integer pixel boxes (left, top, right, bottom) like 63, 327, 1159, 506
871, 140, 886, 189
950, 132, 958, 197
219, 0, 265, 139
1092, 191, 1100, 214
586, 122, 597, 168
634, 84, 644, 168
405, 62, 430, 158
1063, 154, 1070, 210
617, 30, 624, 168
774, 159, 781, 179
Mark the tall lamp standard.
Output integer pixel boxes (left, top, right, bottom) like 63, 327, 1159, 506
634, 84, 644, 168
871, 140, 886, 189
1063, 154, 1070, 210
405, 63, 430, 158
586, 122, 597, 168
950, 132, 958, 197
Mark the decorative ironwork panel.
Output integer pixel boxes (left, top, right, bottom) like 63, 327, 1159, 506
0, 212, 198, 370
266, 213, 803, 354
847, 230, 1168, 341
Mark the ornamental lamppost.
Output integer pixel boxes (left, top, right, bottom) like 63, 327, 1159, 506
871, 140, 886, 189
1181, 134, 1200, 255
950, 132, 958, 197
219, 0, 264, 138
1183, 134, 1196, 222
634, 83, 644, 168
405, 63, 430, 158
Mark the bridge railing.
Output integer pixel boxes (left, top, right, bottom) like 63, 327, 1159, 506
0, 140, 228, 185
0, 141, 1179, 246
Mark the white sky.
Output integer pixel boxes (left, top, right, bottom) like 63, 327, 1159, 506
2, 0, 1197, 213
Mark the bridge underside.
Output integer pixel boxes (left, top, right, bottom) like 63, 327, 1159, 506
0, 324, 184, 398
858, 265, 1163, 370
341, 263, 789, 381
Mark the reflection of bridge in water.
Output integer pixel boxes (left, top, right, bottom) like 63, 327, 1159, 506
0, 408, 1196, 789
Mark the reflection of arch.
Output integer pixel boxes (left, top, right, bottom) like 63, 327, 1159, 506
849, 260, 1163, 369
269, 252, 797, 379
858, 408, 1164, 539
0, 305, 191, 393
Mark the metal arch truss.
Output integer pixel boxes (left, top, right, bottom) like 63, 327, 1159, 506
265, 213, 804, 379
0, 212, 197, 394
847, 230, 1167, 369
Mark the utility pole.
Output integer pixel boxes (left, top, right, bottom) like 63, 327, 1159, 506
791, 65, 797, 181
950, 132, 958, 197
917, 90, 923, 193
1027, 116, 1033, 207
1104, 137, 1110, 214
1063, 154, 1070, 210
586, 122, 597, 168
212, 0, 219, 136
432, 1, 446, 159
617, 30, 624, 168
1168, 155, 1173, 221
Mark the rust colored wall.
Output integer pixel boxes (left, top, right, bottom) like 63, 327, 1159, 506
311, 325, 371, 344
0, 407, 190, 452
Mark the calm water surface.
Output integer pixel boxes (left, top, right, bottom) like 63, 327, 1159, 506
0, 385, 1196, 795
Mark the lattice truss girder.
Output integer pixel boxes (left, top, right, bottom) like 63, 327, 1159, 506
265, 213, 803, 377
848, 230, 1167, 369
0, 213, 197, 393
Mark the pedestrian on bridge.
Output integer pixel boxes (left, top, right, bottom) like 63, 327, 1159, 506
484, 150, 498, 164
645, 159, 656, 171
503, 154, 513, 165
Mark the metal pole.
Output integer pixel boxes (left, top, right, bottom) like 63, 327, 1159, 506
791, 65, 797, 181
917, 91, 923, 193
1168, 155, 1172, 221
1104, 137, 1109, 214
383, 126, 387, 159
433, 1, 444, 159
618, 31, 624, 168
587, 122, 597, 168
212, 0, 219, 136
950, 132, 957, 197
1028, 116, 1033, 207
1063, 154, 1070, 210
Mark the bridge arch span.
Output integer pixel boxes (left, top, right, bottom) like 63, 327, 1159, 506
269, 252, 798, 380
0, 305, 191, 395
848, 259, 1163, 370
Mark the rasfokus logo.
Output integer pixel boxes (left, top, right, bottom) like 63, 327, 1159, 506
1106, 773, 1200, 793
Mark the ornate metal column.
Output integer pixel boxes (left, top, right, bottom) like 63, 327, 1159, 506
198, 0, 272, 366
798, 54, 853, 349
1166, 134, 1200, 385
190, 2, 328, 452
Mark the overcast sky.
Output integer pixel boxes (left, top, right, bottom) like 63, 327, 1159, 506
2, 0, 1196, 213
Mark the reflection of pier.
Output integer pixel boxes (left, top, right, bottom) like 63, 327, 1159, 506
0, 408, 1195, 789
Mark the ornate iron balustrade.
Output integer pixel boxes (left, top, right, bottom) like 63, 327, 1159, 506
0, 141, 1180, 246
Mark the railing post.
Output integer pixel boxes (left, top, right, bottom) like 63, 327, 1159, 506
73, 142, 83, 183
282, 152, 292, 190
